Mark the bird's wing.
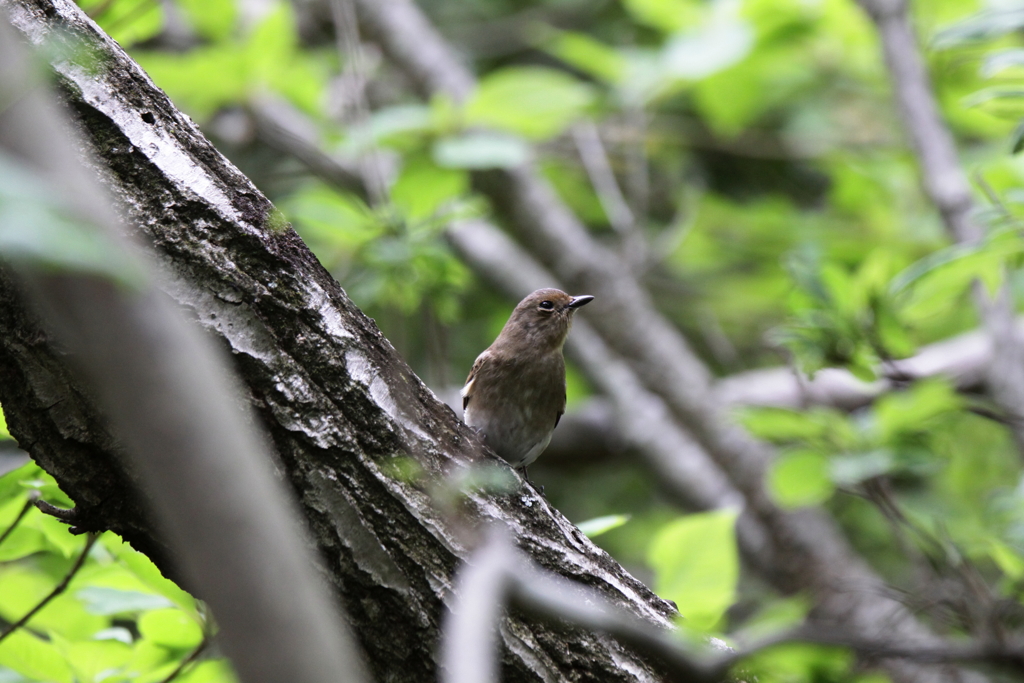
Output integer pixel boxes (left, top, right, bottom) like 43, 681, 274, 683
461, 354, 485, 410
554, 386, 565, 428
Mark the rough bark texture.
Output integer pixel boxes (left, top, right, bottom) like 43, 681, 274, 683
0, 2, 677, 682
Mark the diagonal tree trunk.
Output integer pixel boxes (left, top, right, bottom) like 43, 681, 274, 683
0, 1, 677, 681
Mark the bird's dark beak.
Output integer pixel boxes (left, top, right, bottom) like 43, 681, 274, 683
568, 295, 594, 309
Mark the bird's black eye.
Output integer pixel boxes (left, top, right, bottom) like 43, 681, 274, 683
539, 300, 554, 310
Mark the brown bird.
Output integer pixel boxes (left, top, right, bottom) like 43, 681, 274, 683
462, 288, 594, 479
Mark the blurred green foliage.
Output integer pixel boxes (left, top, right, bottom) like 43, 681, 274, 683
0, 457, 234, 683
15, 0, 1024, 679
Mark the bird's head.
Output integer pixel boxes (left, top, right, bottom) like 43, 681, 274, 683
496, 288, 594, 352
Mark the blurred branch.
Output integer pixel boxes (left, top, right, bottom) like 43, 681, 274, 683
571, 121, 648, 270
328, 0, 390, 206
354, 0, 473, 103
441, 530, 722, 683
248, 98, 370, 201
445, 532, 1024, 683
572, 121, 636, 238
855, 0, 1024, 455
738, 627, 1024, 672
715, 320, 1011, 410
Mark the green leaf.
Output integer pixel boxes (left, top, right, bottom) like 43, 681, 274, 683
0, 526, 46, 563
0, 629, 72, 683
0, 462, 41, 509
65, 639, 133, 683
740, 408, 828, 442
1008, 117, 1024, 155
284, 185, 382, 252
32, 512, 84, 558
102, 535, 197, 613
829, 450, 894, 487
465, 67, 596, 140
18, 468, 74, 508
77, 0, 164, 48
661, 19, 754, 80
768, 450, 834, 508
988, 539, 1024, 580
0, 405, 10, 441
391, 157, 468, 220
621, 0, 704, 33
890, 232, 1023, 321
432, 133, 530, 170
874, 379, 962, 444
123, 639, 175, 680
732, 595, 810, 642
76, 587, 174, 616
544, 30, 626, 84
741, 643, 853, 683
134, 48, 248, 119
135, 2, 324, 120
177, 0, 237, 41
178, 659, 239, 683
576, 514, 631, 538
0, 566, 108, 639
647, 509, 739, 630
365, 105, 434, 149
137, 609, 203, 650
933, 8, 1024, 49
739, 407, 854, 449
982, 48, 1024, 78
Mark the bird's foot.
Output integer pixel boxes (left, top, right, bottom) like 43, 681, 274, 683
518, 466, 545, 496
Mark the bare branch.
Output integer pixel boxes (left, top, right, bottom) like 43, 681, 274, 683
0, 533, 97, 644
354, 0, 474, 103
442, 531, 723, 683
0, 493, 36, 547
439, 530, 512, 683
159, 635, 211, 683
715, 320, 1008, 410
248, 98, 370, 201
329, 0, 390, 205
572, 121, 637, 237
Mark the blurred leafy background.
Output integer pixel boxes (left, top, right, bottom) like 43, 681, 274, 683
5, 0, 1024, 680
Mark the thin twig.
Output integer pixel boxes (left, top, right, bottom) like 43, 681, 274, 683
159, 635, 210, 683
0, 493, 37, 547
329, 0, 390, 207
0, 533, 98, 644
571, 120, 650, 271
571, 121, 636, 237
